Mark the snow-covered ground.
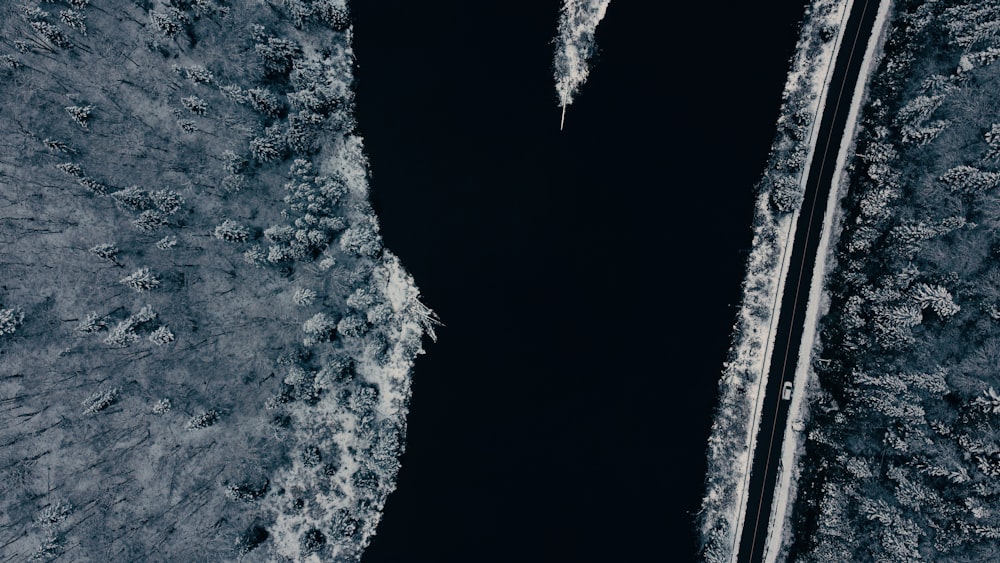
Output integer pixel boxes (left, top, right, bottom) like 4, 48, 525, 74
268, 250, 436, 561
697, 1, 854, 561
762, 1, 893, 561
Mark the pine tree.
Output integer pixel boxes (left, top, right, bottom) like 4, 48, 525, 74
133, 304, 157, 323
111, 186, 150, 211
89, 243, 119, 264
244, 245, 266, 267
287, 111, 324, 154
133, 210, 166, 232
213, 220, 250, 242
246, 88, 283, 116
250, 126, 286, 163
182, 65, 213, 84
222, 174, 246, 193
181, 95, 207, 115
104, 318, 139, 347
43, 138, 70, 152
222, 150, 248, 175
78, 177, 107, 195
186, 410, 219, 429
64, 105, 93, 129
302, 312, 336, 345
149, 9, 186, 39
292, 287, 317, 306
156, 236, 178, 250
120, 267, 160, 292
55, 162, 82, 176
339, 217, 382, 257
770, 174, 804, 212
895, 94, 945, 126
149, 326, 174, 345
940, 165, 1000, 194
31, 21, 72, 49
911, 283, 960, 318
82, 387, 120, 415
254, 36, 301, 74
59, 10, 86, 35
75, 311, 106, 333
337, 314, 367, 338
220, 85, 247, 104
150, 190, 184, 214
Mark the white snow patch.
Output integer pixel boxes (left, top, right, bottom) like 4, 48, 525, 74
553, 0, 611, 109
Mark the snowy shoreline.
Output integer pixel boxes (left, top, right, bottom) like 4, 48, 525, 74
697, 1, 853, 561
762, 1, 894, 561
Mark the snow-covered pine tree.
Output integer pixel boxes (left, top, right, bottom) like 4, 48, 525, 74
59, 10, 86, 35
75, 312, 106, 333
133, 210, 166, 232
82, 387, 120, 415
186, 410, 219, 429
911, 283, 960, 318
292, 287, 317, 306
246, 88, 283, 116
213, 219, 250, 242
250, 126, 286, 163
181, 95, 207, 115
302, 312, 336, 345
120, 267, 160, 292
64, 105, 93, 129
940, 165, 1000, 194
149, 9, 186, 39
89, 243, 119, 264
55, 162, 82, 176
149, 326, 174, 345
111, 186, 150, 211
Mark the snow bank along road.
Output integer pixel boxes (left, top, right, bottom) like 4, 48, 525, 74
735, 1, 880, 562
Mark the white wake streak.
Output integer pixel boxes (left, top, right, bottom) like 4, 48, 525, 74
553, 0, 611, 115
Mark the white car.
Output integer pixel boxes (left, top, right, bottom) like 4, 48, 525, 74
782, 381, 793, 401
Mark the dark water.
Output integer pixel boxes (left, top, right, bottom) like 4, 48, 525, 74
351, 2, 807, 561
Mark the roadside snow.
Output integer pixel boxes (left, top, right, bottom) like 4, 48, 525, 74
696, 1, 855, 562
726, 2, 855, 560
762, 1, 894, 561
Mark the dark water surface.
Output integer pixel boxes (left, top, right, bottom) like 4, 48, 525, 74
351, 2, 807, 561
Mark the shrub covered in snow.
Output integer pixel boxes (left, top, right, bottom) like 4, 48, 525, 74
0, 307, 24, 336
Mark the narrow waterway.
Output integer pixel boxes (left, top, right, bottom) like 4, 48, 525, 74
350, 1, 808, 560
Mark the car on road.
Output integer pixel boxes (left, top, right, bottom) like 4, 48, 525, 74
782, 381, 793, 401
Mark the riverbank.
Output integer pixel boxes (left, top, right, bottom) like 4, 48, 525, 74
696, 1, 854, 561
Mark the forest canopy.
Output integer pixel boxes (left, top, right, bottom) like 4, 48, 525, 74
0, 1, 432, 561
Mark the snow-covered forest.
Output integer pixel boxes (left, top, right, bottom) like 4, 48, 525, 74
788, 1, 1000, 559
0, 0, 433, 560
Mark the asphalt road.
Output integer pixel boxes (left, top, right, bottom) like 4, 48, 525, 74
735, 1, 880, 562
